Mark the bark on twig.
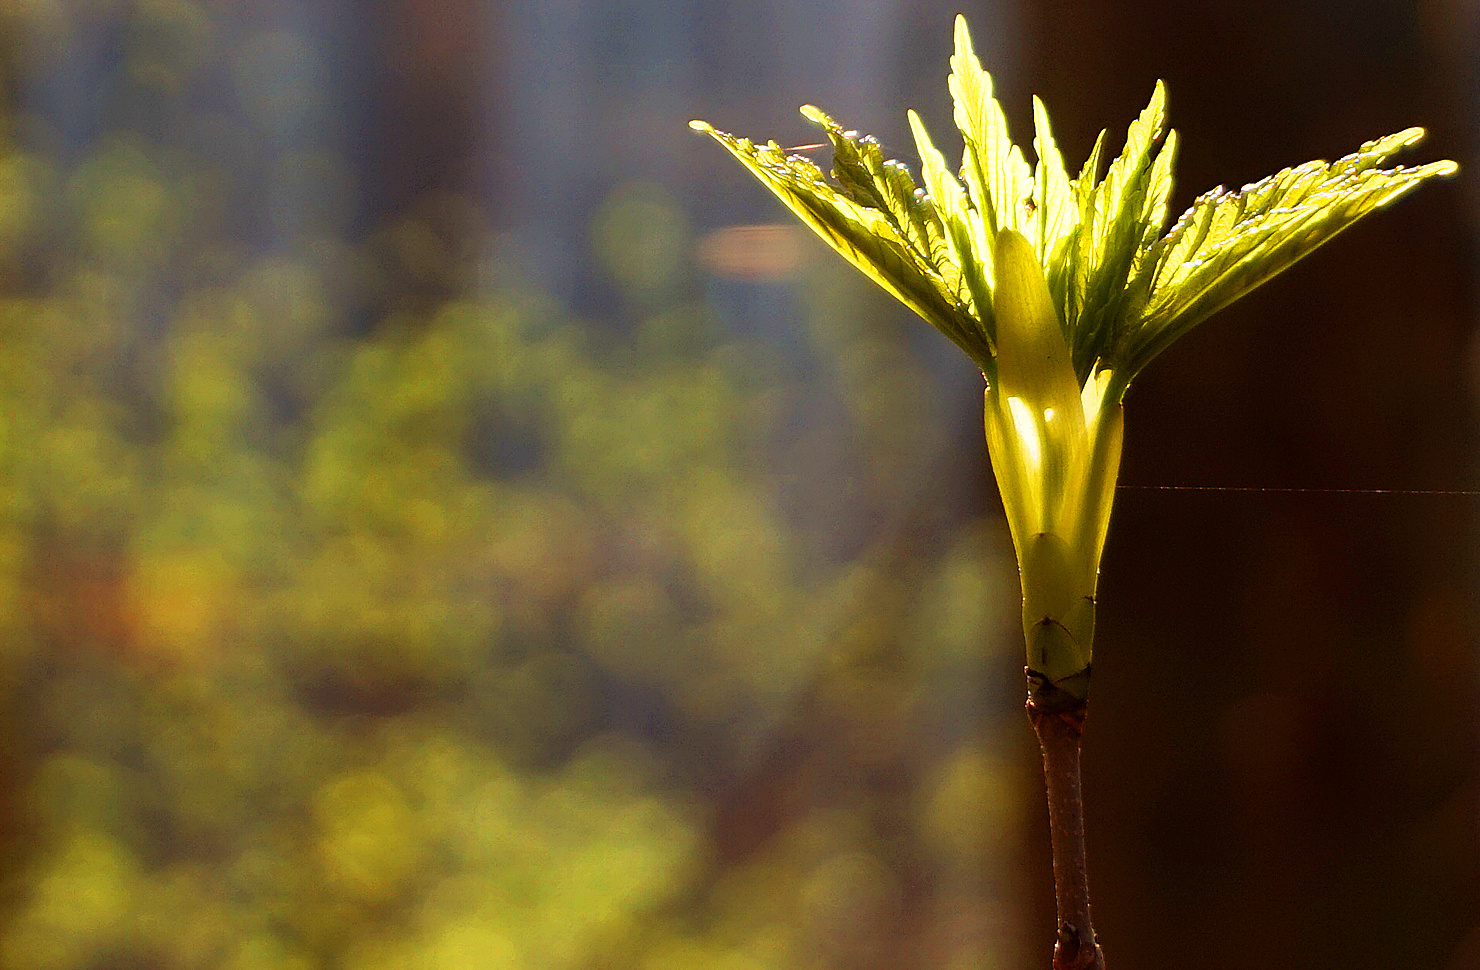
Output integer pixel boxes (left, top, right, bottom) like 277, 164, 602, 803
1027, 668, 1105, 970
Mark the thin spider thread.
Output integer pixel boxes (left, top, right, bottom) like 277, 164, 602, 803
1118, 485, 1480, 496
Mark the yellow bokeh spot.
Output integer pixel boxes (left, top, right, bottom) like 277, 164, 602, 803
312, 771, 422, 903
224, 936, 315, 970
591, 181, 690, 292
422, 921, 522, 970
126, 549, 238, 660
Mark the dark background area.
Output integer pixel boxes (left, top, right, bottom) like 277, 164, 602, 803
1016, 3, 1476, 969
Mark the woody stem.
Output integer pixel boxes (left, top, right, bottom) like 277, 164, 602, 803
1027, 674, 1105, 970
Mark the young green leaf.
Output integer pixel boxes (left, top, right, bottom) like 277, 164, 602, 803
1031, 96, 1076, 283
799, 105, 979, 330
1063, 82, 1170, 381
948, 16, 1031, 239
907, 109, 997, 352
1120, 130, 1458, 376
688, 120, 990, 370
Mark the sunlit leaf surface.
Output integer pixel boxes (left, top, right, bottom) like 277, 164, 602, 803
693, 17, 1456, 392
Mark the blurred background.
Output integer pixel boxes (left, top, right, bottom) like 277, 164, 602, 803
0, 1, 1471, 969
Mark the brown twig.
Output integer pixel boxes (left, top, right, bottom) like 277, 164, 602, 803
1027, 668, 1105, 970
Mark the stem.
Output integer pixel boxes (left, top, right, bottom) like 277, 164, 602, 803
1027, 671, 1105, 970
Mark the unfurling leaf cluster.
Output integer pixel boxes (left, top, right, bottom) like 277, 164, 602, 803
691, 15, 1457, 401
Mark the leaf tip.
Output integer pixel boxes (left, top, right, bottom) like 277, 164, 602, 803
688, 120, 714, 134
954, 13, 974, 54
1387, 128, 1459, 177
995, 225, 1036, 265
1160, 126, 1180, 159
1148, 80, 1168, 124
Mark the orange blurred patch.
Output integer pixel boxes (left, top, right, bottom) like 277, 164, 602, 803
123, 550, 239, 664
694, 224, 806, 280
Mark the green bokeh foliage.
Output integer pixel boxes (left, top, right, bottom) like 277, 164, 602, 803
0, 3, 1019, 968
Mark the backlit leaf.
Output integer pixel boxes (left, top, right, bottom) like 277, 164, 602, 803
689, 119, 991, 371
948, 17, 1031, 239
1121, 128, 1458, 375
